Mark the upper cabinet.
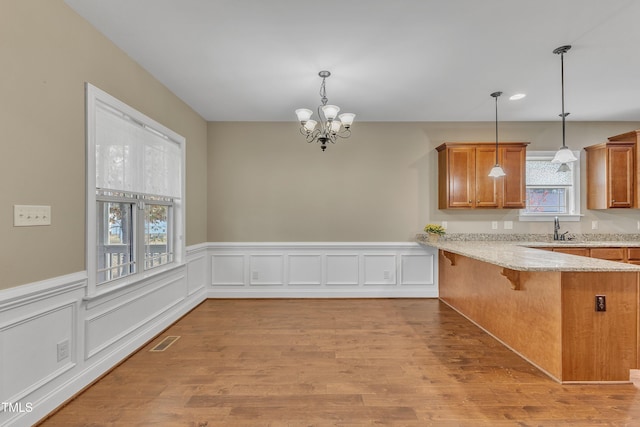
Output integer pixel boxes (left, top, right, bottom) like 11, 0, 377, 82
436, 142, 528, 209
585, 130, 638, 209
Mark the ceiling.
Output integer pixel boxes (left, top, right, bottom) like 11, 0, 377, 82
64, 0, 640, 122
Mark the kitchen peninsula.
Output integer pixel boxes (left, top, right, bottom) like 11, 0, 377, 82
418, 235, 640, 384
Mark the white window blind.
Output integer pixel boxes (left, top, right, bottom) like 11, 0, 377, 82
95, 101, 182, 198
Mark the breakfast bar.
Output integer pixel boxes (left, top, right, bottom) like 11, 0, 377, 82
418, 237, 640, 384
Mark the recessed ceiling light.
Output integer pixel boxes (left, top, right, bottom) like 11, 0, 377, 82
509, 93, 526, 100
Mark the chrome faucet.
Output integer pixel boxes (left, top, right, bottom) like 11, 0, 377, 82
553, 216, 570, 241
553, 216, 560, 241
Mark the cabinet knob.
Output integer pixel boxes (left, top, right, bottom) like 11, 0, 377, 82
612, 199, 616, 203
477, 200, 480, 203
469, 200, 472, 203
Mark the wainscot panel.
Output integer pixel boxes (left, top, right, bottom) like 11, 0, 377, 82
207, 243, 438, 298
0, 246, 207, 427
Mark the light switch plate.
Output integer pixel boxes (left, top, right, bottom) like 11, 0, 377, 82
14, 205, 51, 226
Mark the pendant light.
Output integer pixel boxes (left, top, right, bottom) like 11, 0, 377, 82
551, 45, 577, 168
488, 91, 506, 178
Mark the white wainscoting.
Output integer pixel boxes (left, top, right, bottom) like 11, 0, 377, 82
208, 243, 438, 298
0, 245, 208, 427
0, 242, 435, 426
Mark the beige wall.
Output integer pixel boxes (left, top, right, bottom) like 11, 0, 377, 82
3, 1, 639, 290
0, 1, 208, 290
208, 121, 640, 242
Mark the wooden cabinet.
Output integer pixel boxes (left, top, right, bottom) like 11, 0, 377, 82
585, 133, 637, 209
501, 145, 528, 208
589, 247, 626, 262
539, 246, 635, 264
627, 248, 640, 265
437, 142, 528, 209
552, 247, 589, 257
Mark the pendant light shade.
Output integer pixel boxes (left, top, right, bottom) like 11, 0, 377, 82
489, 91, 506, 178
488, 165, 506, 178
551, 147, 577, 164
551, 45, 577, 167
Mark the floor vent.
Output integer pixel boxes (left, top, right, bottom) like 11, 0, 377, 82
150, 336, 180, 352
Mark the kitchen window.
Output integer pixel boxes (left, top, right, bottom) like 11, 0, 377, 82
519, 151, 581, 221
86, 83, 185, 295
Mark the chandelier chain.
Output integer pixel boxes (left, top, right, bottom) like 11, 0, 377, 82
319, 77, 328, 106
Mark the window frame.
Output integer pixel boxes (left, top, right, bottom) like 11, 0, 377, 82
86, 83, 185, 297
519, 150, 582, 222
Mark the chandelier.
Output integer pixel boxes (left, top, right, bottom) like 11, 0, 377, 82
295, 71, 355, 151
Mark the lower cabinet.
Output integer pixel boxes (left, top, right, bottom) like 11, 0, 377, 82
589, 247, 626, 262
549, 246, 635, 263
553, 247, 590, 257
439, 251, 638, 382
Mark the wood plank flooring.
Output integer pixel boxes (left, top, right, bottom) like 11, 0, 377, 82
39, 299, 640, 426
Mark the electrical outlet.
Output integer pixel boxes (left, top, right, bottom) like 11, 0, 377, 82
383, 270, 391, 280
491, 221, 498, 230
504, 221, 513, 230
595, 295, 606, 312
251, 271, 259, 281
592, 220, 598, 230
637, 220, 640, 231
57, 340, 70, 362
441, 221, 448, 230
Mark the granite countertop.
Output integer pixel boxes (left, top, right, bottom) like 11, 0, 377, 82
416, 234, 640, 272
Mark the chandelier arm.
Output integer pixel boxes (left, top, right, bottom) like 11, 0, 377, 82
317, 105, 329, 134
306, 128, 321, 143
334, 129, 352, 139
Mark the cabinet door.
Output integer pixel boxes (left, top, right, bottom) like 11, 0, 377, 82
553, 247, 589, 257
627, 248, 640, 263
608, 145, 634, 208
501, 145, 527, 208
590, 247, 626, 262
474, 146, 499, 207
447, 147, 475, 208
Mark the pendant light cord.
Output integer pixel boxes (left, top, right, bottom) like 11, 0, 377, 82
553, 45, 571, 149
490, 91, 502, 165
495, 94, 499, 164
561, 50, 566, 149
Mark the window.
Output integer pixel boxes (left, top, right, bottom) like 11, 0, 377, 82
86, 83, 185, 294
519, 151, 581, 222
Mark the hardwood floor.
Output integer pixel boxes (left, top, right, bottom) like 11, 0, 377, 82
40, 299, 640, 426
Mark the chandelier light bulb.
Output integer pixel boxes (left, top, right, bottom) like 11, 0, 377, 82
338, 113, 355, 128
304, 119, 318, 133
321, 105, 340, 121
295, 108, 313, 123
330, 120, 342, 133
